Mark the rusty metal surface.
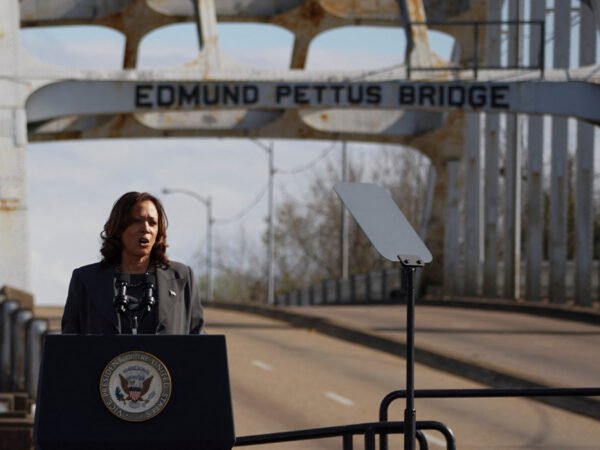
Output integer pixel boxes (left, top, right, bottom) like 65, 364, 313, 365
19, 0, 133, 23
11, 0, 462, 24
422, 0, 471, 21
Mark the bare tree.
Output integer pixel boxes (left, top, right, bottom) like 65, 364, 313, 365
210, 145, 430, 302
272, 146, 429, 293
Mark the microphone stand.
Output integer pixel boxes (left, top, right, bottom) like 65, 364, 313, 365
131, 316, 139, 335
114, 273, 130, 334
139, 273, 157, 331
113, 273, 156, 335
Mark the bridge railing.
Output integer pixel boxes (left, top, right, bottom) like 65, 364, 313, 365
0, 293, 40, 449
0, 290, 49, 411
0, 288, 50, 449
275, 267, 404, 306
276, 260, 600, 307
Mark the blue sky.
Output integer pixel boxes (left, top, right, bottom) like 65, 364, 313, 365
21, 23, 454, 305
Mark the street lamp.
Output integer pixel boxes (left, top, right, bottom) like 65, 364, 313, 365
161, 188, 213, 303
249, 139, 275, 306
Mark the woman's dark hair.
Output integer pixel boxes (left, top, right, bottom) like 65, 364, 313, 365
100, 192, 169, 267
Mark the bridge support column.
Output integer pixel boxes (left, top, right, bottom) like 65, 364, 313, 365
483, 0, 502, 298
443, 160, 461, 296
464, 113, 481, 296
0, 1, 30, 292
525, 0, 546, 302
575, 2, 597, 306
503, 0, 524, 300
503, 112, 522, 300
525, 115, 544, 301
549, 0, 571, 304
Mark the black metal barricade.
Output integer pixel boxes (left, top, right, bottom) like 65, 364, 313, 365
235, 420, 455, 450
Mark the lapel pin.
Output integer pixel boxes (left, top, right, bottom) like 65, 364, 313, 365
169, 290, 177, 296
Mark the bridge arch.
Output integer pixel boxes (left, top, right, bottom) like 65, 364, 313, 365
2, 0, 600, 308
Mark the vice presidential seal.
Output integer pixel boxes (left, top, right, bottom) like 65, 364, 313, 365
99, 351, 172, 422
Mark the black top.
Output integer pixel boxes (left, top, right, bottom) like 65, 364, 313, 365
62, 261, 204, 335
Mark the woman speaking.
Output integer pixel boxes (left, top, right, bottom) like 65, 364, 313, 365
61, 191, 204, 335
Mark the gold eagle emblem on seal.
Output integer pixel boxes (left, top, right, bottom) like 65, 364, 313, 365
99, 351, 172, 422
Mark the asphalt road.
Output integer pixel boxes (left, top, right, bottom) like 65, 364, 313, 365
283, 305, 600, 387
205, 307, 600, 450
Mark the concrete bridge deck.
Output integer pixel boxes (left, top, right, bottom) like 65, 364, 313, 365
210, 300, 600, 420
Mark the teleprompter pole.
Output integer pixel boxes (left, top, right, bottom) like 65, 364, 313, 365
402, 261, 417, 450
333, 182, 432, 450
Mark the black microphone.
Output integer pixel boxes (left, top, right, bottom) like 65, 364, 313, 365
114, 272, 130, 314
142, 273, 156, 313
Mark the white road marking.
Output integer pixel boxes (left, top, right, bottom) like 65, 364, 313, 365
423, 432, 447, 448
325, 391, 354, 406
252, 360, 274, 371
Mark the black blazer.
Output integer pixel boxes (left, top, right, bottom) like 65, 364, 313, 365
61, 261, 204, 335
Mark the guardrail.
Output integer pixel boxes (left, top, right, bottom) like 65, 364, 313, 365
275, 267, 405, 306
0, 295, 48, 401
235, 419, 455, 450
0, 300, 20, 391
379, 387, 600, 450
0, 291, 48, 450
276, 260, 600, 307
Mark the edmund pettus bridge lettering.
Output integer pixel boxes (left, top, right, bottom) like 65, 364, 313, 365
134, 82, 511, 111
24, 79, 600, 124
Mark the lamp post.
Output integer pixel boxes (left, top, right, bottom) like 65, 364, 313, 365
161, 188, 213, 303
250, 139, 275, 306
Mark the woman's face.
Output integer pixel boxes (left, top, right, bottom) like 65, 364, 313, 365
121, 200, 159, 262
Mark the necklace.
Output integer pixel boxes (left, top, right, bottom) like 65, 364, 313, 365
120, 276, 147, 288
117, 259, 153, 275
116, 264, 155, 289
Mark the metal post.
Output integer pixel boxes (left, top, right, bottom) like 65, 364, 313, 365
25, 318, 48, 400
340, 142, 349, 280
464, 113, 481, 296
443, 161, 460, 296
418, 165, 435, 240
525, 0, 546, 301
0, 300, 19, 390
403, 263, 416, 450
549, 0, 571, 304
396, 0, 413, 80
540, 20, 546, 77
575, 2, 597, 306
483, 0, 502, 298
193, 0, 220, 69
504, 112, 522, 300
473, 22, 479, 79
192, 0, 203, 49
10, 308, 33, 391
504, 0, 524, 300
267, 143, 275, 306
